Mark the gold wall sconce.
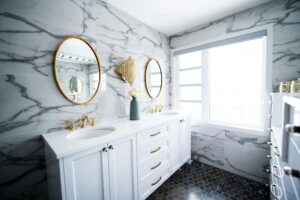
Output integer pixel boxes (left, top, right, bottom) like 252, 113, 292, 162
115, 56, 136, 85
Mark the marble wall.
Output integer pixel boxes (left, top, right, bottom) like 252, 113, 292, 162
191, 125, 269, 183
0, 0, 170, 199
170, 0, 300, 183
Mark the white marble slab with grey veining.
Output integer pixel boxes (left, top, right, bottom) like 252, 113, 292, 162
0, 0, 170, 199
192, 125, 270, 183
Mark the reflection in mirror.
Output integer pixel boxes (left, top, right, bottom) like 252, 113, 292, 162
54, 37, 101, 104
145, 59, 163, 99
69, 76, 83, 100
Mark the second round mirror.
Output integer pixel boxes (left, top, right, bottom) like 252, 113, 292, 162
145, 59, 163, 99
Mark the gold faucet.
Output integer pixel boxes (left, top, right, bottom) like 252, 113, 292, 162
81, 115, 97, 128
157, 104, 164, 112
90, 118, 96, 126
81, 115, 90, 128
64, 120, 76, 131
151, 104, 164, 113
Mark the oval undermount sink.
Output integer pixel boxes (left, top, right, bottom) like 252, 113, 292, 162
161, 111, 179, 115
66, 126, 115, 140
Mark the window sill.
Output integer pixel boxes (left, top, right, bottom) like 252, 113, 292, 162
192, 121, 266, 135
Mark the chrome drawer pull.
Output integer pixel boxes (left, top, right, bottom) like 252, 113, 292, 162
267, 128, 273, 132
284, 166, 300, 178
285, 124, 300, 134
151, 176, 162, 186
272, 165, 284, 178
150, 146, 161, 154
270, 184, 282, 199
266, 141, 272, 146
150, 162, 162, 170
266, 155, 272, 159
273, 146, 280, 156
150, 131, 161, 137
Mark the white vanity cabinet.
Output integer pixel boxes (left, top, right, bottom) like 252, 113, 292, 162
137, 125, 172, 199
46, 135, 137, 200
179, 118, 191, 165
43, 113, 191, 200
137, 115, 191, 199
107, 135, 138, 200
63, 143, 110, 200
169, 117, 191, 172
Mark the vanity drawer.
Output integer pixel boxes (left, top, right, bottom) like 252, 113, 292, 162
139, 161, 170, 200
139, 147, 170, 180
138, 136, 170, 160
137, 126, 169, 148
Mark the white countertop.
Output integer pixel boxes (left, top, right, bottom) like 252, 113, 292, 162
43, 112, 190, 159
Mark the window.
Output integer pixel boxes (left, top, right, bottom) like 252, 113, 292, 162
208, 38, 265, 129
175, 51, 202, 121
173, 31, 267, 131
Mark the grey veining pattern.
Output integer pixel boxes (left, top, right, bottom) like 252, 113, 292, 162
0, 0, 170, 199
170, 0, 300, 90
191, 125, 270, 183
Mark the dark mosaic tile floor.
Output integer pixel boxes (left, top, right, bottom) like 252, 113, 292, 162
147, 161, 269, 200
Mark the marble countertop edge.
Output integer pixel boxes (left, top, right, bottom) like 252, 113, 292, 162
43, 112, 190, 159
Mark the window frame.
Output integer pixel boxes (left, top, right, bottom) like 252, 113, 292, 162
171, 25, 273, 134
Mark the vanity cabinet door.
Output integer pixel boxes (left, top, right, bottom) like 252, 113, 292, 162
170, 121, 181, 172
180, 117, 191, 164
63, 144, 110, 200
107, 135, 138, 200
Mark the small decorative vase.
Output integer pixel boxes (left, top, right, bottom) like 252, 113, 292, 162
130, 96, 140, 120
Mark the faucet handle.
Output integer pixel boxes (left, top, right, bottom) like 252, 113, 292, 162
81, 117, 86, 128
90, 118, 96, 126
64, 120, 76, 131
158, 104, 164, 112
81, 115, 88, 121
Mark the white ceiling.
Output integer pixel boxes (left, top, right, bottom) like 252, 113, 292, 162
103, 0, 271, 36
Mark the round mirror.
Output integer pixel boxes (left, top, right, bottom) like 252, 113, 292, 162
145, 59, 163, 99
54, 36, 101, 104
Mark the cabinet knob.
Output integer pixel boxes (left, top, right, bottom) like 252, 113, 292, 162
265, 168, 270, 173
266, 141, 272, 146
267, 128, 273, 132
285, 124, 300, 134
108, 145, 114, 150
283, 166, 300, 178
102, 147, 108, 152
266, 155, 272, 159
179, 119, 184, 123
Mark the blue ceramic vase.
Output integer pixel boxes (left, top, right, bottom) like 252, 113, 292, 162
130, 96, 140, 120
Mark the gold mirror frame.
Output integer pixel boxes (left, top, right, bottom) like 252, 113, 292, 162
53, 36, 101, 105
144, 58, 163, 99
